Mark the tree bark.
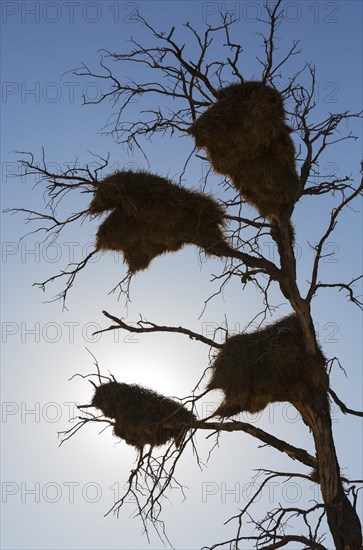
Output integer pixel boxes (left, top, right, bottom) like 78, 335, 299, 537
295, 398, 362, 550
274, 222, 362, 549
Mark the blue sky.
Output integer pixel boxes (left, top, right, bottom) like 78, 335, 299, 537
1, 1, 362, 549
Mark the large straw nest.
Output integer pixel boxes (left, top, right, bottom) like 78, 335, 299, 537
91, 381, 196, 449
90, 170, 228, 272
207, 314, 329, 416
188, 81, 301, 221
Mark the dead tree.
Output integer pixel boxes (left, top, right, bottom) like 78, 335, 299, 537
8, 1, 363, 548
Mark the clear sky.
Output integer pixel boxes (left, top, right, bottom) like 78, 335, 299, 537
1, 1, 362, 549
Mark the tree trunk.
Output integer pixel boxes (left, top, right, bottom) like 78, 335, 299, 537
274, 222, 362, 549
295, 398, 362, 550
272, 220, 317, 354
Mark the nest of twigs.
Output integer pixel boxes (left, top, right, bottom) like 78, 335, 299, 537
89, 169, 228, 272
91, 380, 196, 449
207, 314, 329, 416
188, 81, 301, 221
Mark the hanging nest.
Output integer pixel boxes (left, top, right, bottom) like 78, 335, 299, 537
95, 209, 182, 272
90, 170, 228, 272
207, 314, 329, 416
91, 381, 196, 449
188, 81, 301, 221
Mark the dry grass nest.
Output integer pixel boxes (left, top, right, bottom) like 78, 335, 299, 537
188, 81, 301, 221
207, 314, 329, 416
89, 169, 228, 272
91, 381, 196, 449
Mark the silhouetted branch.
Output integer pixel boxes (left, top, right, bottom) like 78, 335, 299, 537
195, 421, 317, 469
34, 249, 99, 310
306, 169, 363, 303
203, 471, 327, 550
328, 389, 363, 418
5, 150, 105, 243
290, 65, 362, 191
314, 277, 363, 310
95, 310, 224, 348
258, 0, 301, 84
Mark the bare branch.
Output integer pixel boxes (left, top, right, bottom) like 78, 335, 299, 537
95, 311, 224, 348
203, 470, 327, 550
196, 420, 317, 469
306, 169, 363, 303
34, 249, 99, 310
288, 64, 362, 191
314, 277, 363, 310
258, 0, 301, 84
328, 389, 363, 418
